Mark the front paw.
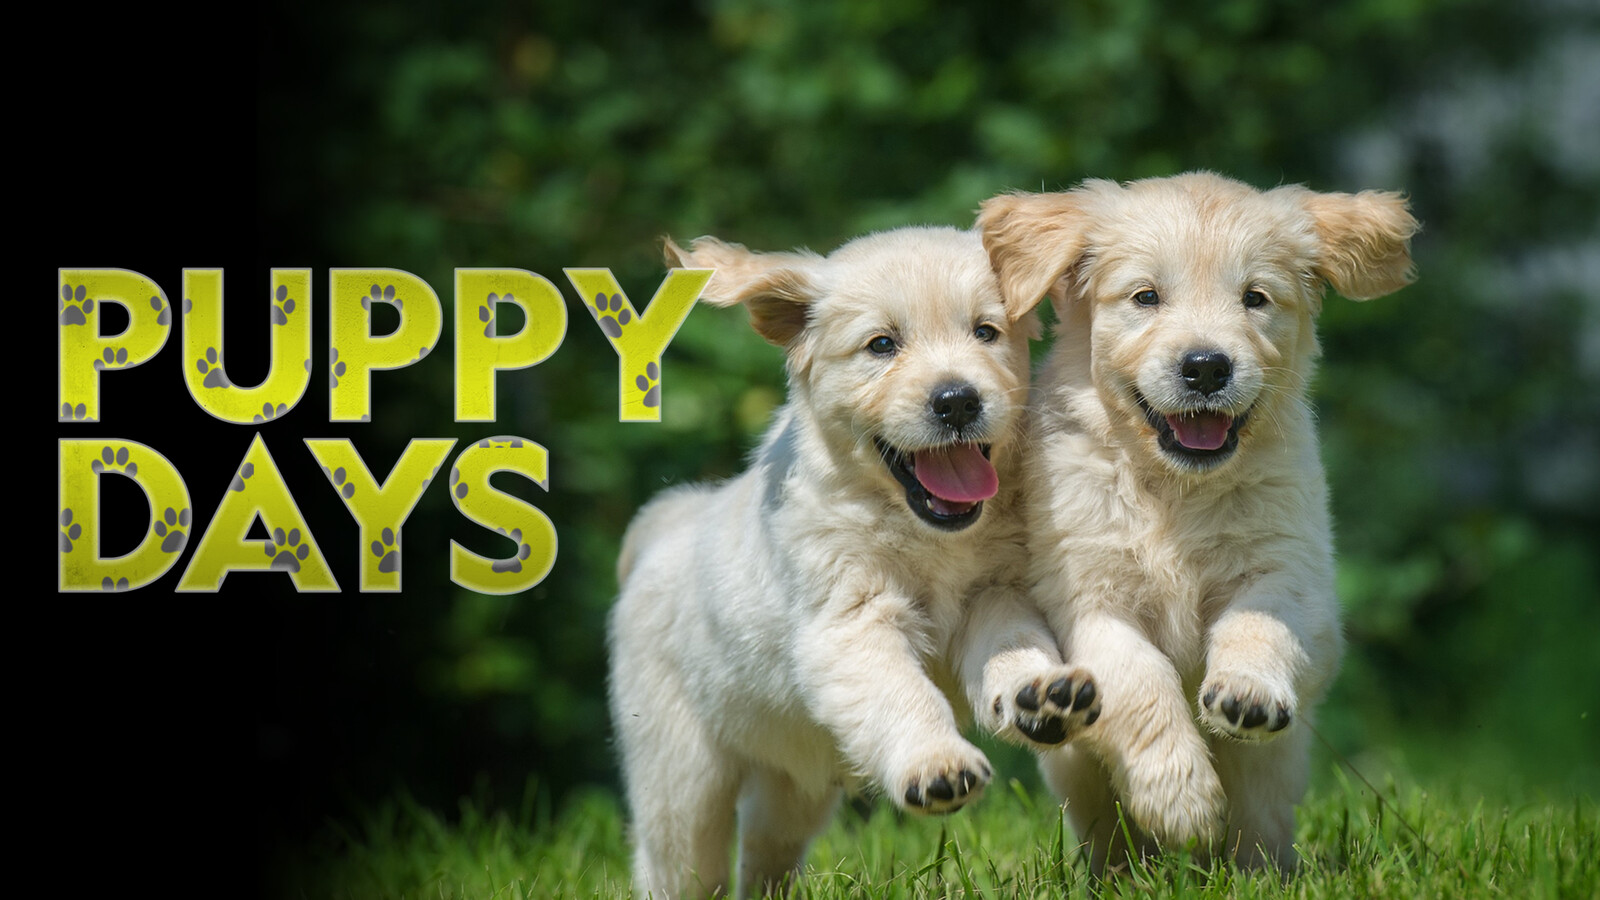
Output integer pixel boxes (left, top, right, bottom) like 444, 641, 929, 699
893, 740, 991, 815
1198, 671, 1295, 741
994, 665, 1101, 747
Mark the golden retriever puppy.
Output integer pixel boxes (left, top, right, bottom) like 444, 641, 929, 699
608, 227, 1100, 899
977, 172, 1418, 870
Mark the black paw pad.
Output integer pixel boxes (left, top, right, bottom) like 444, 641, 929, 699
925, 776, 954, 803
1241, 704, 1268, 729
1015, 682, 1041, 711
1045, 677, 1075, 708
1269, 706, 1292, 732
1017, 714, 1068, 745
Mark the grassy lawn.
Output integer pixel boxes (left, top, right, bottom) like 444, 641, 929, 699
273, 771, 1596, 899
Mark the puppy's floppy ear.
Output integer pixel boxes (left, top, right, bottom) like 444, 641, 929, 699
978, 190, 1093, 319
1302, 190, 1420, 301
663, 236, 819, 347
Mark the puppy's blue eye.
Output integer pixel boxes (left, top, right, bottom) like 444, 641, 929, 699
974, 324, 999, 343
1134, 290, 1160, 307
867, 335, 897, 356
1243, 290, 1268, 309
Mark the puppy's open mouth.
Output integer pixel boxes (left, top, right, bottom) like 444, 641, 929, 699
874, 439, 996, 531
1136, 394, 1251, 467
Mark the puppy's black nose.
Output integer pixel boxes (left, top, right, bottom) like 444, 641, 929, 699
930, 383, 982, 429
1180, 350, 1232, 395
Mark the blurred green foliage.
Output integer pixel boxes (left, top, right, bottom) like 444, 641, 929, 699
254, 0, 1598, 821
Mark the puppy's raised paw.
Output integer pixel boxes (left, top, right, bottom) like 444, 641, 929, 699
894, 740, 991, 816
1198, 671, 1296, 741
995, 665, 1101, 747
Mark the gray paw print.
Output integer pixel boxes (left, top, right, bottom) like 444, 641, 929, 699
94, 346, 129, 370
324, 465, 355, 499
151, 294, 171, 327
59, 402, 90, 422
60, 284, 93, 326
60, 509, 82, 553
450, 466, 468, 499
364, 283, 401, 311
264, 527, 312, 572
91, 445, 137, 477
635, 361, 660, 408
153, 507, 191, 554
491, 527, 533, 573
254, 402, 289, 423
329, 348, 347, 388
196, 348, 231, 388
230, 462, 255, 492
272, 285, 296, 326
479, 294, 501, 338
101, 576, 130, 592
593, 292, 631, 338
371, 527, 400, 574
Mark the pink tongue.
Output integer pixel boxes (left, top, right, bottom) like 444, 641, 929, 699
913, 444, 998, 503
1166, 412, 1234, 450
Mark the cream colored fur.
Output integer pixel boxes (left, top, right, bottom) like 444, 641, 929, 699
978, 172, 1418, 871
608, 227, 1099, 899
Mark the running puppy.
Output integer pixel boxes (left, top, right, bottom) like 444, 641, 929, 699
978, 172, 1418, 870
608, 227, 1099, 899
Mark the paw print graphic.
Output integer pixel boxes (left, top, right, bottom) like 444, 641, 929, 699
60, 509, 82, 553
479, 294, 499, 338
450, 466, 468, 499
230, 462, 255, 492
91, 445, 137, 477
151, 294, 171, 327
101, 576, 130, 592
264, 527, 312, 572
60, 284, 93, 326
635, 361, 660, 408
196, 348, 231, 388
329, 348, 347, 388
593, 292, 631, 338
491, 527, 533, 573
59, 402, 90, 422
94, 347, 129, 370
272, 285, 296, 326
371, 527, 400, 574
153, 507, 191, 554
254, 402, 289, 423
364, 283, 401, 311
324, 465, 356, 499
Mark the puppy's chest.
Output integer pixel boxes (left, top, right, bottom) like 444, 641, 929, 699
1111, 501, 1266, 663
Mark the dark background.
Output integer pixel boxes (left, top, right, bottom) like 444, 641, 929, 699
42, 0, 1598, 886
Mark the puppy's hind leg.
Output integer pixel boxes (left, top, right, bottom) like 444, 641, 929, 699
1211, 723, 1310, 870
1039, 743, 1153, 874
614, 668, 742, 898
734, 767, 841, 899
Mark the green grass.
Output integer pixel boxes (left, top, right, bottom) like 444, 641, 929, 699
274, 775, 1597, 899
